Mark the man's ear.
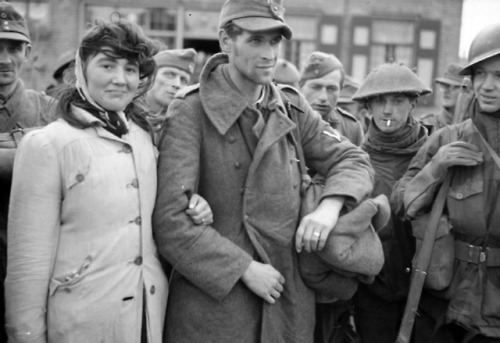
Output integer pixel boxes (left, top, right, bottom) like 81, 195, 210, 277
219, 29, 232, 54
24, 44, 31, 59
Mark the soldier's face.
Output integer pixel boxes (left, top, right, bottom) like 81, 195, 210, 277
85, 51, 140, 112
0, 39, 29, 88
437, 82, 460, 109
368, 93, 415, 134
148, 66, 190, 109
301, 70, 342, 119
473, 56, 500, 113
222, 29, 282, 86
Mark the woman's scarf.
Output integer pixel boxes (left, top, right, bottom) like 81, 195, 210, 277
73, 50, 128, 137
362, 116, 429, 156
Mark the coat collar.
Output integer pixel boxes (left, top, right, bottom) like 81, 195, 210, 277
199, 53, 289, 136
70, 105, 130, 143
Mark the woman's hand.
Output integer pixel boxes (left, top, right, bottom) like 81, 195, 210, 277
295, 196, 345, 253
185, 194, 213, 225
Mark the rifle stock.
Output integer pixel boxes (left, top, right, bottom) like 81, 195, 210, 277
396, 172, 453, 343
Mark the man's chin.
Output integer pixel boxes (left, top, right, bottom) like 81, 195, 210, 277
312, 106, 330, 117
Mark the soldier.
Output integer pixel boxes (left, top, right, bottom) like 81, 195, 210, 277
393, 22, 500, 342
273, 58, 300, 88
146, 48, 196, 138
350, 62, 432, 343
338, 74, 370, 133
45, 49, 75, 97
0, 3, 55, 341
300, 51, 364, 146
152, 0, 374, 342
419, 63, 465, 130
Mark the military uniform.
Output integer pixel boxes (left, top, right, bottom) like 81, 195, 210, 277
326, 106, 364, 147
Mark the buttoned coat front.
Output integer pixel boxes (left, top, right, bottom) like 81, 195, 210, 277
5, 108, 168, 343
153, 54, 373, 343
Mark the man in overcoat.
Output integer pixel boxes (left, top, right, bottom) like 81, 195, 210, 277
153, 0, 374, 342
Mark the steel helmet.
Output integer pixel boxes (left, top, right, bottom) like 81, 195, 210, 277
352, 62, 431, 101
461, 22, 500, 75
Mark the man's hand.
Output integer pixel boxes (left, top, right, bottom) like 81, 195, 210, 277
295, 196, 345, 253
241, 261, 285, 304
429, 141, 483, 178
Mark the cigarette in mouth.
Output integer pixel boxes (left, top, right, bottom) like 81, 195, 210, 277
386, 119, 391, 127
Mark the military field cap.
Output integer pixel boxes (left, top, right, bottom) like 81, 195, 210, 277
219, 0, 292, 40
53, 50, 75, 79
435, 63, 464, 87
300, 51, 343, 81
274, 58, 300, 85
338, 75, 360, 104
154, 48, 197, 75
0, 2, 30, 43
352, 62, 432, 101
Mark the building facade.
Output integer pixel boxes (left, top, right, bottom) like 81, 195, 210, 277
12, 0, 463, 108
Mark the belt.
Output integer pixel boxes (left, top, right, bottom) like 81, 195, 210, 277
455, 240, 500, 267
0, 127, 40, 148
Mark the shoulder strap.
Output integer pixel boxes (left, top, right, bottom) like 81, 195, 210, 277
278, 89, 311, 195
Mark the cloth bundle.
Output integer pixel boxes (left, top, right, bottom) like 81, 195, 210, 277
299, 194, 389, 301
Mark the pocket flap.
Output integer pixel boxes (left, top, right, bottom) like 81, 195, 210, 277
412, 213, 451, 240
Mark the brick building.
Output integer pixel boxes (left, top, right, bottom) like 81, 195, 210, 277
11, 0, 464, 109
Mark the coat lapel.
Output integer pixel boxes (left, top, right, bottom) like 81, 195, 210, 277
247, 86, 296, 176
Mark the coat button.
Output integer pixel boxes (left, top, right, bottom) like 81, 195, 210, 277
134, 216, 142, 225
244, 214, 249, 221
456, 193, 463, 199
130, 179, 139, 188
150, 285, 155, 295
134, 256, 143, 265
227, 135, 236, 143
122, 145, 132, 153
76, 173, 85, 182
234, 162, 241, 169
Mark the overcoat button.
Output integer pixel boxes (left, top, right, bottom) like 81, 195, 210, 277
122, 145, 132, 153
244, 215, 249, 220
150, 285, 156, 295
227, 135, 236, 143
130, 179, 139, 188
76, 173, 84, 182
134, 256, 143, 265
456, 193, 463, 199
234, 162, 241, 169
134, 216, 142, 225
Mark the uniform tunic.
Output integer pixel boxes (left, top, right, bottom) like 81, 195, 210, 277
397, 103, 500, 338
153, 53, 374, 343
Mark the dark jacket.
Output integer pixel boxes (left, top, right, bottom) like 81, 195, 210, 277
153, 54, 374, 343
325, 106, 364, 146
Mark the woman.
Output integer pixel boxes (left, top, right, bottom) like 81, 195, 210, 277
393, 23, 500, 342
5, 19, 211, 343
350, 62, 432, 343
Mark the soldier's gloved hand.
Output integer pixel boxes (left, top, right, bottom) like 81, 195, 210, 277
428, 141, 483, 178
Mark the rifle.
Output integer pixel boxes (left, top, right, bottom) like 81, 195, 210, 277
453, 76, 473, 124
396, 172, 453, 343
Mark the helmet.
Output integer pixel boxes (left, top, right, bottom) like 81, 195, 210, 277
352, 62, 432, 101
461, 22, 500, 75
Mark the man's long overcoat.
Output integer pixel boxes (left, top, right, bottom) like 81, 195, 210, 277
153, 54, 374, 343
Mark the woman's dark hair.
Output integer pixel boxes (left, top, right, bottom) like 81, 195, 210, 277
57, 18, 161, 132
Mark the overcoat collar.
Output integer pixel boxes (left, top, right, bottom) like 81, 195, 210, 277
199, 53, 293, 137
